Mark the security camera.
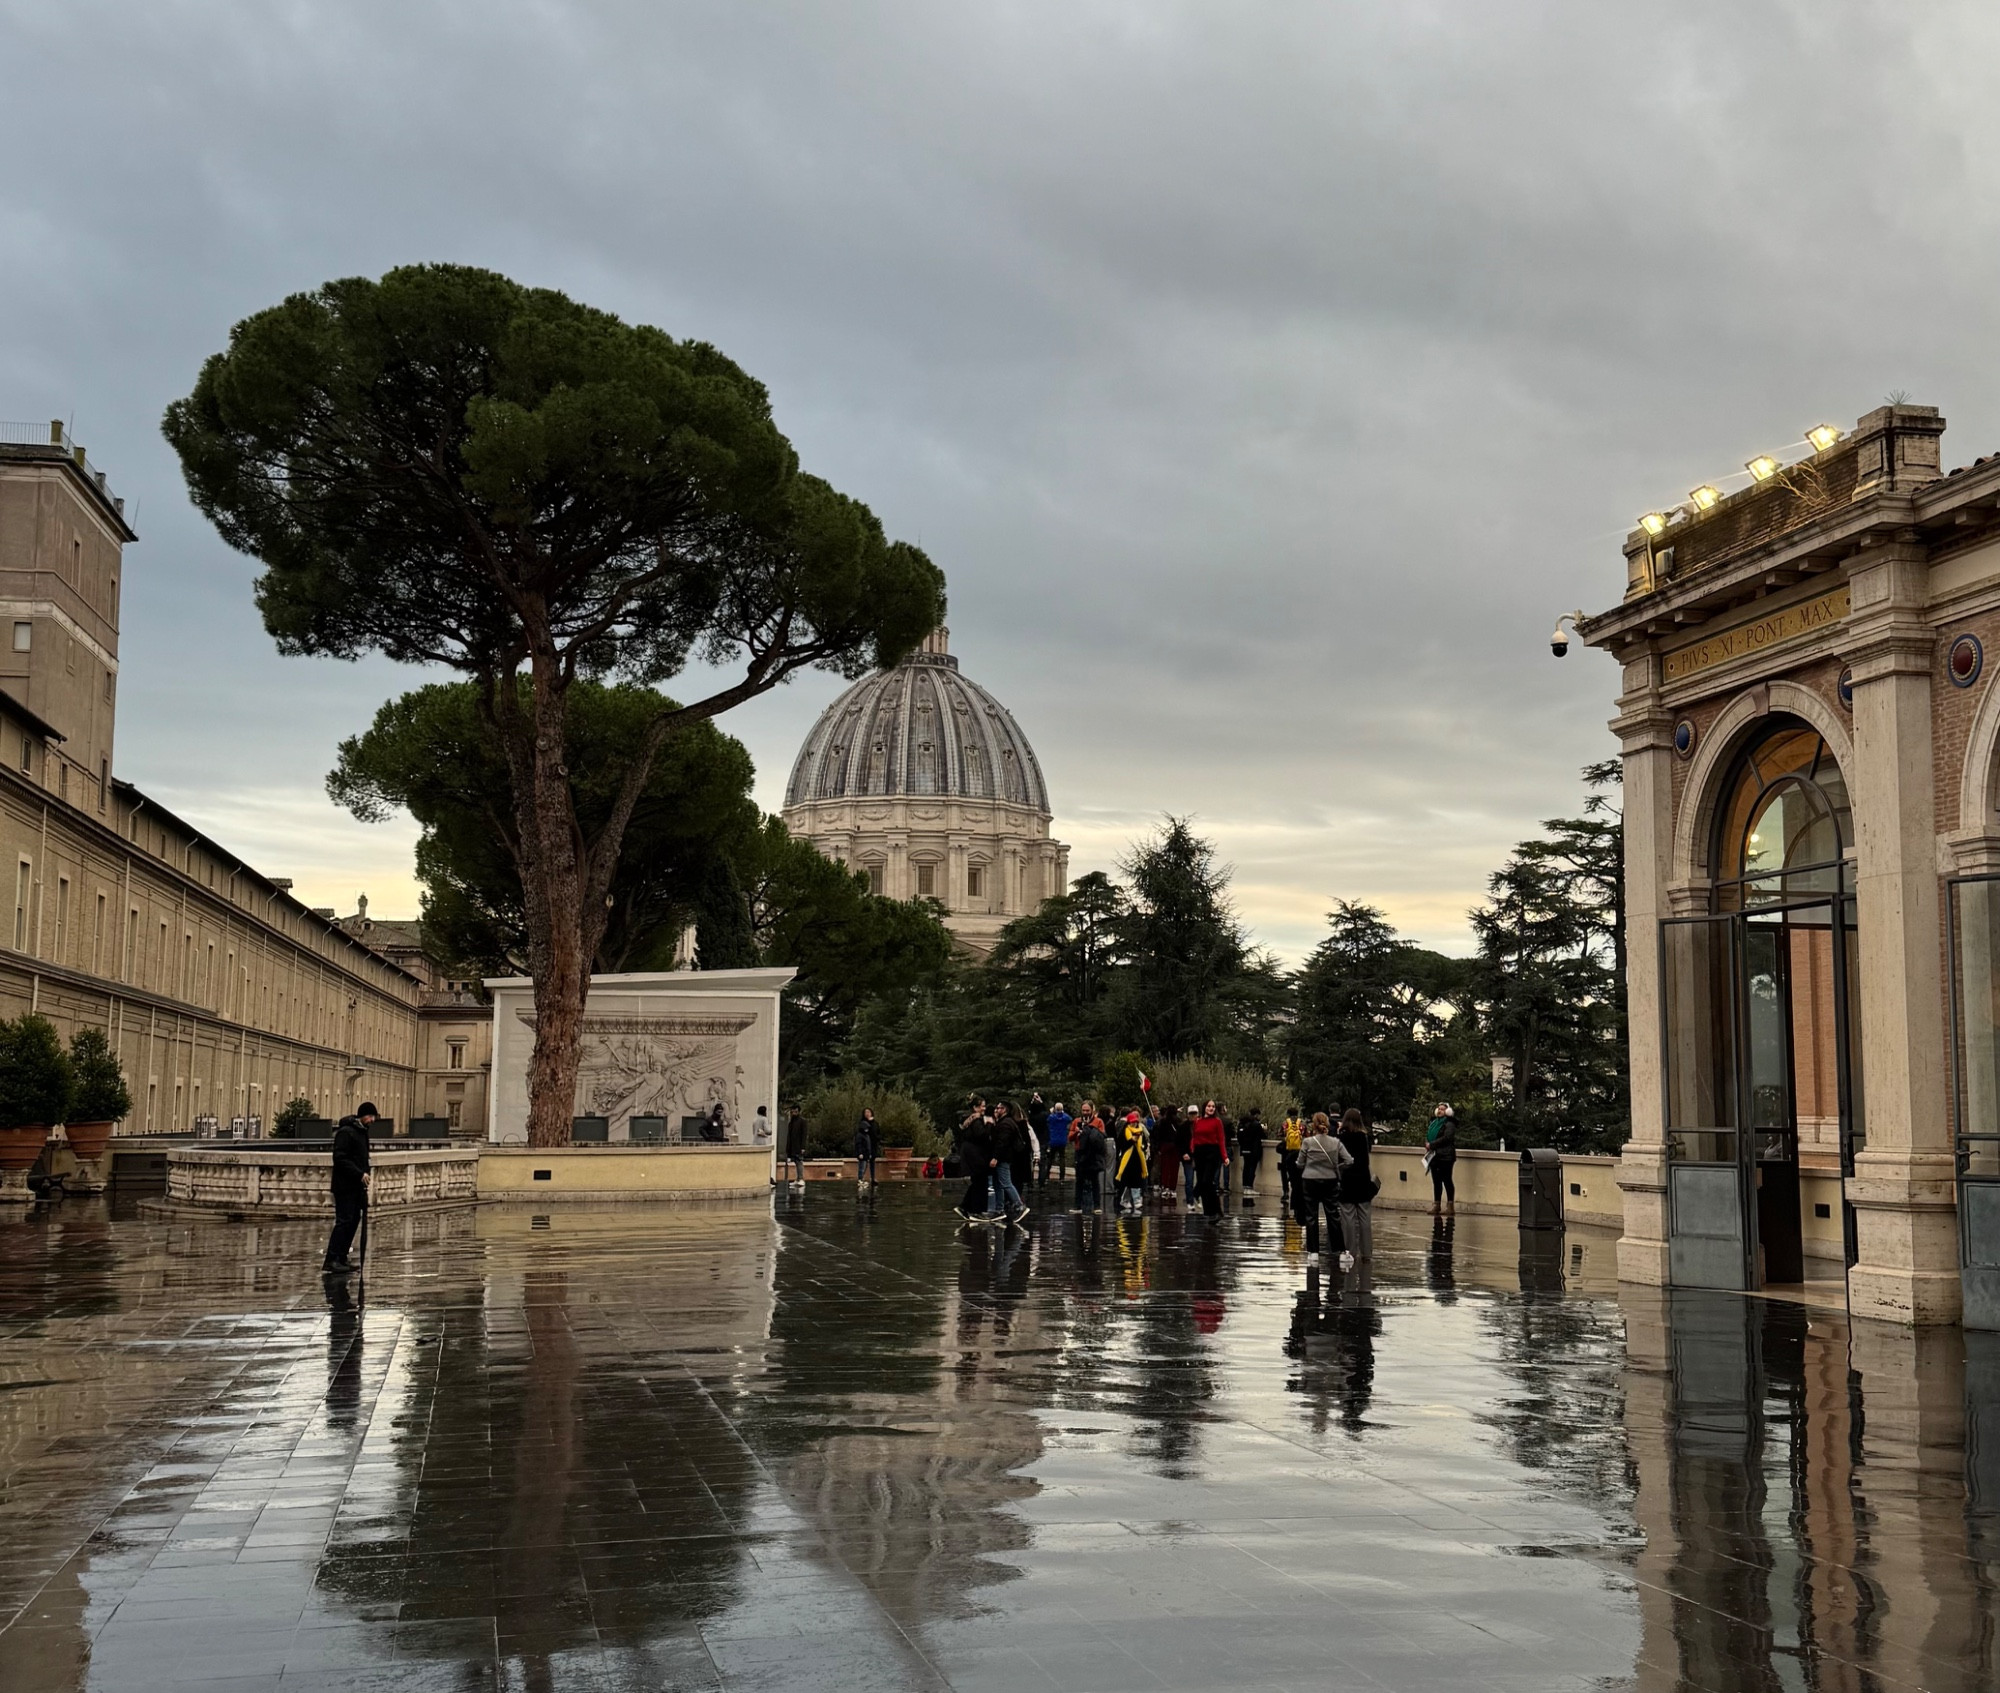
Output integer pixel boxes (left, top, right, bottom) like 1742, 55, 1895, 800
1550, 626, 1570, 658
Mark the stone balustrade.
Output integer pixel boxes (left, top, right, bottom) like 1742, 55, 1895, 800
167, 1145, 480, 1217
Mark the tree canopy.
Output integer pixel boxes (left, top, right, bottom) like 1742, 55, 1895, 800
166, 264, 944, 1143
328, 679, 759, 977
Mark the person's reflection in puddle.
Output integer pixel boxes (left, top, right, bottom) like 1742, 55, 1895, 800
1285, 1261, 1380, 1436
1427, 1214, 1457, 1302
324, 1275, 363, 1433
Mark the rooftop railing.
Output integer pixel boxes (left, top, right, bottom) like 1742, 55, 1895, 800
0, 421, 124, 514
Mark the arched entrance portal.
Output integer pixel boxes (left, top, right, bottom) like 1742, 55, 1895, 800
1662, 719, 1860, 1293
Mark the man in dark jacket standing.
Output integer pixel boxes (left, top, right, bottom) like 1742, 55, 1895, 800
322, 1103, 377, 1274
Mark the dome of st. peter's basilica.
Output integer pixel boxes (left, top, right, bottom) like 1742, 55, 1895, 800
782, 628, 1068, 953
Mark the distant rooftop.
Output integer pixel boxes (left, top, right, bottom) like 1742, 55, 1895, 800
0, 420, 137, 538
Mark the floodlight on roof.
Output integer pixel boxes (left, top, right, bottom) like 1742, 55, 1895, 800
1746, 455, 1780, 483
1805, 424, 1843, 453
1688, 485, 1722, 512
1639, 511, 1669, 536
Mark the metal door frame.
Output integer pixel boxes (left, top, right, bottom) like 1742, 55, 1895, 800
1946, 875, 2000, 1329
1662, 912, 1753, 1290
1662, 895, 1854, 1293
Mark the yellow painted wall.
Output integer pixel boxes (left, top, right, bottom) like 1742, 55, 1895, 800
478, 1144, 770, 1203
1372, 1144, 1621, 1227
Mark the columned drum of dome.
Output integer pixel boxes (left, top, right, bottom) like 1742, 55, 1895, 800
782, 629, 1068, 955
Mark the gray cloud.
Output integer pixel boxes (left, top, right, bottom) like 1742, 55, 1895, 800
4, 1, 1998, 956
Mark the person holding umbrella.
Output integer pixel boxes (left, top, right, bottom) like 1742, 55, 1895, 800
321, 1102, 377, 1276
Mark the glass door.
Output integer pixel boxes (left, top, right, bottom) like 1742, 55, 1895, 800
1663, 914, 1750, 1290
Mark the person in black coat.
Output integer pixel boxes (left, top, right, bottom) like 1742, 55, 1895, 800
1335, 1108, 1376, 1262
1238, 1107, 1265, 1198
957, 1102, 993, 1220
855, 1108, 880, 1192
988, 1103, 1030, 1221
322, 1103, 377, 1274
783, 1106, 809, 1188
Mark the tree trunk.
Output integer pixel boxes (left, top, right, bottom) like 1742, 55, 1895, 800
494, 642, 595, 1149
492, 634, 678, 1149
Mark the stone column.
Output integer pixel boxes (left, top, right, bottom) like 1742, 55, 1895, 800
948, 836, 969, 913
886, 832, 909, 901
1614, 667, 1677, 1287
1844, 549, 1961, 1324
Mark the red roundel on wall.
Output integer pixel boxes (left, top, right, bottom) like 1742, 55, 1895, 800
1949, 634, 1984, 689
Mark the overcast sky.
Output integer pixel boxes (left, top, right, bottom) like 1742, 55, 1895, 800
6, 2, 2000, 959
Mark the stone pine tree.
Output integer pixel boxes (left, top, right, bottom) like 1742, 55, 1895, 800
165, 265, 944, 1146
328, 679, 762, 977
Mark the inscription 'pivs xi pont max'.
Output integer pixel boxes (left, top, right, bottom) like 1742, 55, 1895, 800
1661, 584, 1852, 684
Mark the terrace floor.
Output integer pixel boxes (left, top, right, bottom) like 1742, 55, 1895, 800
0, 1183, 1996, 1691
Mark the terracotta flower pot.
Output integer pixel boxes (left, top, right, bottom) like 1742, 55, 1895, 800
0, 1124, 50, 1173
882, 1146, 914, 1163
64, 1120, 115, 1161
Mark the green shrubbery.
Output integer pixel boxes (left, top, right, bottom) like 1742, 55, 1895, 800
0, 1016, 76, 1128
1143, 1056, 1291, 1124
799, 1079, 945, 1159
67, 1028, 132, 1122
275, 1096, 318, 1134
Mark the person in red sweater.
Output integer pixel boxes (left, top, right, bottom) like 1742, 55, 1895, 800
1190, 1101, 1229, 1218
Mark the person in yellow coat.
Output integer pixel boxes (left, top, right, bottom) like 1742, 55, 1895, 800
1114, 1111, 1151, 1215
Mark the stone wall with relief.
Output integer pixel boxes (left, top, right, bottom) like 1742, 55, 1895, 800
484, 968, 794, 1145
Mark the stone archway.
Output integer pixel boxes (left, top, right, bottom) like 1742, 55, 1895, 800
1671, 680, 1855, 891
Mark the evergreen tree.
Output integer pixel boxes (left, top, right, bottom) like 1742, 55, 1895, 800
1470, 764, 1627, 1153
1118, 818, 1251, 1059
1288, 901, 1461, 1119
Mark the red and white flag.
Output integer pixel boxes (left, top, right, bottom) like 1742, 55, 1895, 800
1138, 1071, 1151, 1093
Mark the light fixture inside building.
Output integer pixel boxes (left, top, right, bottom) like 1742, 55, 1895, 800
1689, 485, 1722, 512
1746, 455, 1780, 482
1639, 511, 1669, 536
1806, 424, 1843, 453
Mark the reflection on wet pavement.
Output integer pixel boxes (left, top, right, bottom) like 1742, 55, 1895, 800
0, 1188, 1996, 1690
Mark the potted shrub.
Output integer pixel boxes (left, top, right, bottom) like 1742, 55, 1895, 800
63, 1028, 132, 1161
0, 1016, 76, 1173
274, 1096, 317, 1139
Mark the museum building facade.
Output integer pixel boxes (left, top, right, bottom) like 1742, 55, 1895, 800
1582, 402, 2000, 1328
0, 424, 420, 1136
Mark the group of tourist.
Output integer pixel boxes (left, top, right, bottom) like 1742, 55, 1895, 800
767, 1088, 1464, 1279
941, 1093, 1462, 1265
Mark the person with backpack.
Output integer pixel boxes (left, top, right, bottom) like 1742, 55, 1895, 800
1042, 1100, 1072, 1186
1279, 1111, 1304, 1209
1070, 1105, 1109, 1216
1336, 1107, 1377, 1264
1295, 1111, 1351, 1268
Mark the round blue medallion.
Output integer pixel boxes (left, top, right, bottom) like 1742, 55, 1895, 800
1837, 667, 1853, 709
1672, 719, 1697, 760
1950, 634, 1984, 690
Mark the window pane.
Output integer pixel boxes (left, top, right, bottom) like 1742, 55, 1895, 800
1954, 878, 2000, 1173
1665, 918, 1737, 1163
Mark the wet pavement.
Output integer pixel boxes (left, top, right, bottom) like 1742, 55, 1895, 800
0, 1187, 1997, 1692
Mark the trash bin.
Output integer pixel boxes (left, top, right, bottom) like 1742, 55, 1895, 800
1519, 1147, 1563, 1231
